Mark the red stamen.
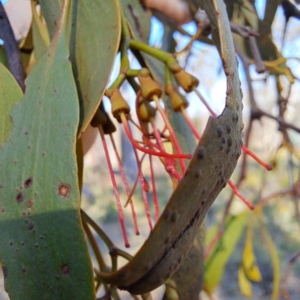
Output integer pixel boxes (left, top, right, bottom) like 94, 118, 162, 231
98, 126, 130, 247
241, 145, 273, 171
181, 106, 201, 140
143, 177, 150, 193
121, 113, 191, 159
227, 180, 255, 210
152, 95, 187, 174
194, 88, 217, 117
123, 154, 147, 208
123, 119, 153, 230
194, 88, 272, 171
150, 120, 182, 181
109, 134, 140, 235
149, 155, 159, 222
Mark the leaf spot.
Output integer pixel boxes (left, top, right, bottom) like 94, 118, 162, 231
27, 199, 34, 208
27, 221, 34, 230
58, 184, 70, 199
61, 264, 69, 275
197, 147, 205, 159
24, 178, 33, 189
16, 192, 24, 203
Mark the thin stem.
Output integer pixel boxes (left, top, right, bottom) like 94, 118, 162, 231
129, 39, 177, 67
82, 219, 109, 273
81, 209, 115, 250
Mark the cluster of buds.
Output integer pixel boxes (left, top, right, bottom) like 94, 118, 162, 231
90, 64, 272, 247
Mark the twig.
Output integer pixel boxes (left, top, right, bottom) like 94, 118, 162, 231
280, 248, 300, 299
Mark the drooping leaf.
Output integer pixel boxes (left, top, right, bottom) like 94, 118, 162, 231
238, 264, 252, 297
242, 221, 262, 282
39, 0, 121, 135
204, 212, 249, 293
0, 63, 23, 145
19, 26, 35, 74
0, 1, 94, 299
240, 0, 258, 31
31, 0, 50, 60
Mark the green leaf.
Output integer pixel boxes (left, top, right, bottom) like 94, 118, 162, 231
120, 0, 151, 42
31, 0, 51, 60
0, 63, 23, 146
19, 27, 35, 73
238, 263, 253, 297
0, 1, 94, 299
242, 221, 262, 282
240, 0, 258, 31
39, 0, 121, 134
204, 212, 249, 293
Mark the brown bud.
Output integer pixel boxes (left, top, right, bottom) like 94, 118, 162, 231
173, 69, 199, 93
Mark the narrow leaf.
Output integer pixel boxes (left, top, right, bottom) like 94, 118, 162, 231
242, 221, 262, 282
0, 63, 23, 145
204, 212, 249, 293
31, 0, 50, 60
0, 1, 94, 299
238, 264, 252, 297
39, 0, 121, 134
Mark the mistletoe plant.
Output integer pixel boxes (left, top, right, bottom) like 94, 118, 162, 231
1, 0, 299, 299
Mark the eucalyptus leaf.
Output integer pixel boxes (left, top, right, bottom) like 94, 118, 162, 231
0, 63, 23, 146
0, 2, 94, 299
39, 0, 121, 134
